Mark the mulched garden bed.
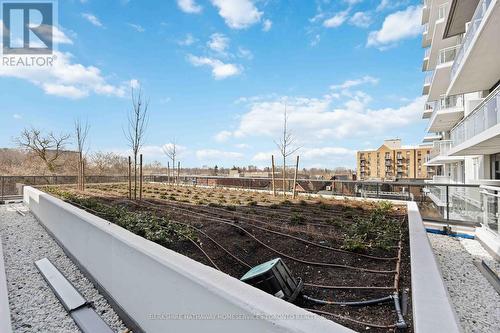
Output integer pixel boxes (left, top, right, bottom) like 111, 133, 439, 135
42, 183, 413, 332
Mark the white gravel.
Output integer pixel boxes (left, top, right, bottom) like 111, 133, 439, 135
428, 233, 500, 333
0, 203, 128, 333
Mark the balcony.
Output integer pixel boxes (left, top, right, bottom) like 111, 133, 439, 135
426, 94, 465, 132
448, 0, 500, 95
427, 45, 460, 100
423, 133, 443, 142
422, 71, 433, 95
422, 47, 431, 71
422, 0, 430, 24
449, 86, 500, 155
426, 139, 465, 165
422, 23, 430, 47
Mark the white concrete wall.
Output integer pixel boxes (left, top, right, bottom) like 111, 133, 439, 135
0, 235, 13, 333
23, 187, 353, 333
407, 202, 462, 333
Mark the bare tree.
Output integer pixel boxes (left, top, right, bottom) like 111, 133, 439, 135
124, 86, 149, 199
75, 119, 90, 190
14, 128, 70, 174
274, 104, 300, 195
162, 139, 178, 182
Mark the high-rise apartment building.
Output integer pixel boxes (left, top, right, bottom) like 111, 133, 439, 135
421, 0, 499, 245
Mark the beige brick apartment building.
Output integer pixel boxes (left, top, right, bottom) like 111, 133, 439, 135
357, 139, 433, 181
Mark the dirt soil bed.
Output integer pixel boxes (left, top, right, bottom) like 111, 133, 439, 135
42, 183, 413, 333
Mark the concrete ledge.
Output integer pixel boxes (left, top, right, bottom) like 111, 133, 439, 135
407, 202, 462, 333
0, 233, 13, 333
475, 227, 500, 261
23, 186, 354, 333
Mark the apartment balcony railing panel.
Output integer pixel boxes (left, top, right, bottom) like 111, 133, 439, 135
429, 140, 453, 159
451, 86, 500, 147
451, 0, 493, 80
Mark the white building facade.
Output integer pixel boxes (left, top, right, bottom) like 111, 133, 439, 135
421, 0, 499, 255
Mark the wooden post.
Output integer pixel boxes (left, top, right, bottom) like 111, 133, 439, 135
271, 155, 276, 197
292, 156, 299, 199
128, 156, 132, 199
139, 154, 143, 201
177, 162, 180, 184
82, 158, 85, 192
167, 162, 170, 184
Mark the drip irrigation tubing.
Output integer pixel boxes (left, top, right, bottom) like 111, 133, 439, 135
304, 308, 396, 329
140, 198, 400, 262
86, 186, 403, 258
61, 195, 402, 311
302, 294, 393, 306
131, 199, 397, 274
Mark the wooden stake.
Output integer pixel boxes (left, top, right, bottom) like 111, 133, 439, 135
177, 161, 180, 184
128, 156, 132, 199
271, 155, 276, 197
139, 154, 143, 201
292, 155, 299, 199
167, 162, 170, 184
82, 158, 85, 192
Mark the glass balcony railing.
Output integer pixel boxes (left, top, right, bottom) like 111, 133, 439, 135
423, 23, 429, 34
451, 0, 493, 80
451, 86, 500, 147
438, 45, 460, 65
438, 3, 447, 20
424, 71, 434, 85
424, 47, 431, 59
429, 140, 453, 159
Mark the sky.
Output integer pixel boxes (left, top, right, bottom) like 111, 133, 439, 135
0, 0, 428, 169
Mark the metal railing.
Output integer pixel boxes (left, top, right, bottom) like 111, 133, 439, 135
480, 185, 500, 234
2, 173, 493, 230
451, 0, 493, 80
451, 85, 500, 147
424, 70, 434, 86
438, 44, 460, 65
429, 140, 453, 159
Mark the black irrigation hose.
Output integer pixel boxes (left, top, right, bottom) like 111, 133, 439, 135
87, 187, 402, 259
61, 198, 222, 271
62, 193, 407, 327
303, 283, 395, 290
302, 294, 393, 307
304, 308, 397, 329
134, 199, 396, 274
141, 198, 399, 262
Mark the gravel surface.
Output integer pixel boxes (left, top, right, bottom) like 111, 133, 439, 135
428, 233, 500, 333
0, 203, 128, 333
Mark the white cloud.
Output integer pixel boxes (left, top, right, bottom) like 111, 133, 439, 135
211, 0, 263, 29
349, 11, 372, 28
329, 75, 379, 90
177, 0, 202, 14
128, 23, 145, 32
0, 51, 130, 99
237, 47, 253, 60
252, 151, 276, 162
178, 33, 196, 46
187, 54, 241, 79
234, 143, 250, 149
367, 5, 422, 48
262, 19, 272, 32
207, 33, 229, 53
344, 0, 363, 4
301, 147, 355, 159
214, 130, 232, 142
81, 13, 103, 27
323, 11, 349, 28
13, 114, 22, 119
223, 86, 425, 143
196, 149, 244, 160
